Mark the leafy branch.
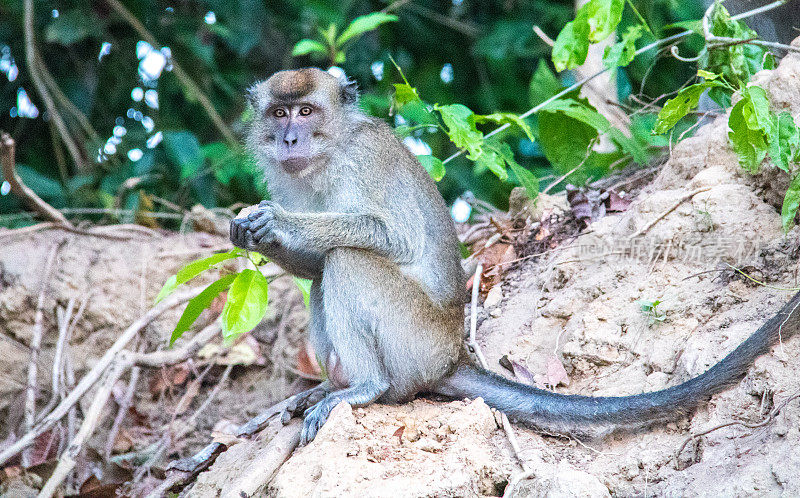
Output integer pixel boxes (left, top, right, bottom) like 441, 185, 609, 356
292, 12, 398, 66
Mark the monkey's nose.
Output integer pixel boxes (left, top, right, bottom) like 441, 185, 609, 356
283, 131, 298, 147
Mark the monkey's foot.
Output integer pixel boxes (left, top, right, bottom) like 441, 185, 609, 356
281, 382, 330, 425
301, 397, 338, 445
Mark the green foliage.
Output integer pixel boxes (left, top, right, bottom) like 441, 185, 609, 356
603, 25, 644, 69
163, 131, 203, 181
45, 8, 102, 45
337, 13, 398, 46
552, 0, 624, 71
290, 11, 397, 65
782, 173, 800, 231
155, 248, 244, 303
653, 79, 726, 134
161, 249, 320, 346
648, 3, 800, 232
728, 85, 772, 172
159, 247, 268, 345
293, 277, 313, 308
171, 273, 237, 346
769, 112, 800, 174
418, 156, 446, 182
220, 268, 270, 342
638, 298, 666, 325
701, 2, 775, 91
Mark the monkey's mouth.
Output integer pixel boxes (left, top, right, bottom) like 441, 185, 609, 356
280, 157, 311, 174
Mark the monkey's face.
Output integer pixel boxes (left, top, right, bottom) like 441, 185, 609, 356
247, 68, 357, 176
264, 102, 322, 174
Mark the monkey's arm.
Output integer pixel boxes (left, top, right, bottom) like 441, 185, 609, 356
231, 201, 416, 263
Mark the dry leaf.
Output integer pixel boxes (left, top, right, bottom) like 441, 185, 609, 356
534, 354, 570, 388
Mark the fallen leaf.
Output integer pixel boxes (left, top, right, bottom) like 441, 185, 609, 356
534, 354, 571, 388
606, 190, 632, 212
511, 360, 537, 386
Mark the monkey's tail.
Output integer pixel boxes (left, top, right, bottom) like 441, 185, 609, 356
435, 290, 800, 436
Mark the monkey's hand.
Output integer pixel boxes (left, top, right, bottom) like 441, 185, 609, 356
229, 200, 287, 250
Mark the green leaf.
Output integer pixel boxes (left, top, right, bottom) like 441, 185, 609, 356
417, 155, 446, 181
603, 25, 643, 69
220, 269, 270, 342
473, 113, 535, 142
501, 147, 539, 199
202, 142, 238, 184
291, 39, 328, 57
727, 88, 769, 171
768, 111, 800, 172
782, 173, 800, 232
529, 60, 562, 107
392, 83, 422, 108
664, 19, 703, 34
580, 0, 624, 42
653, 82, 721, 134
293, 277, 312, 308
542, 97, 646, 163
155, 249, 244, 304
155, 275, 178, 305
539, 106, 598, 176
170, 274, 237, 346
552, 20, 590, 72
474, 147, 509, 181
163, 130, 203, 180
336, 12, 398, 46
552, 0, 623, 71
701, 2, 773, 90
434, 104, 484, 160
697, 69, 720, 80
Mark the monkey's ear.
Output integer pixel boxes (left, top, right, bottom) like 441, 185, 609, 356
340, 79, 359, 105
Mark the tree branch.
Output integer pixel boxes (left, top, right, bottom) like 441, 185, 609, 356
0, 132, 72, 226
22, 0, 86, 171
0, 288, 201, 467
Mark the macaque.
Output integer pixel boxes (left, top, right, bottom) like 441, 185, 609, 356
230, 68, 799, 444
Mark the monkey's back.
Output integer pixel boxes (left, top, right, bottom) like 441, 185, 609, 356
344, 117, 468, 309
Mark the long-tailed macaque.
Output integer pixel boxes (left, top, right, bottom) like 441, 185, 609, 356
230, 68, 800, 444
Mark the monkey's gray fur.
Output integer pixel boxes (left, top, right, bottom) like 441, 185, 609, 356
231, 67, 800, 444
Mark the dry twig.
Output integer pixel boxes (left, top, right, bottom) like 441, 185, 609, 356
39, 361, 128, 498
21, 241, 62, 467
674, 391, 800, 468
629, 187, 711, 239
0, 288, 201, 467
0, 132, 71, 226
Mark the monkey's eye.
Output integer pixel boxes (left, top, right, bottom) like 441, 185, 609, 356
273, 108, 287, 118
299, 106, 313, 116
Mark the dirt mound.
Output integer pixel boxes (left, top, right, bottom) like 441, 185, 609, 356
218, 43, 800, 496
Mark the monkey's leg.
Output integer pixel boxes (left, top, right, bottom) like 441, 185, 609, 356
299, 249, 390, 444
282, 280, 334, 423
